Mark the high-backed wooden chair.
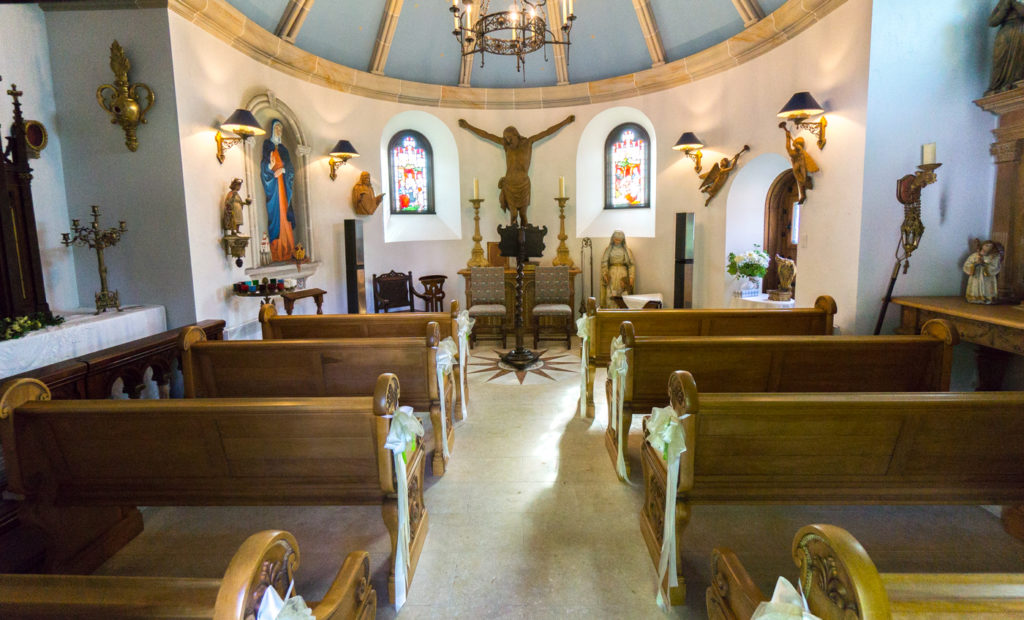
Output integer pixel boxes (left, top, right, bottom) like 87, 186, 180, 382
467, 266, 507, 347
532, 265, 572, 348
372, 269, 428, 312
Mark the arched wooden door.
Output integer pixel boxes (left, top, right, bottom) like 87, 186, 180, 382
762, 170, 800, 293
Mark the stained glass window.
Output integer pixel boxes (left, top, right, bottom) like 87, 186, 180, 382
604, 123, 650, 209
388, 130, 434, 214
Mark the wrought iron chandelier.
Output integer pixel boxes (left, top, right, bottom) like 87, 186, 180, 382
449, 0, 576, 78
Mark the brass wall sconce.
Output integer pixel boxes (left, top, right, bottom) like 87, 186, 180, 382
215, 108, 265, 164
328, 140, 359, 181
673, 132, 704, 173
96, 41, 154, 152
777, 91, 827, 150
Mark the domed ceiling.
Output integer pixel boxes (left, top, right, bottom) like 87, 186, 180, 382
224, 0, 789, 89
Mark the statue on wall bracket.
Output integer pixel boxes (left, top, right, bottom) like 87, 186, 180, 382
699, 145, 750, 206
458, 115, 575, 226
779, 123, 819, 204
351, 171, 384, 215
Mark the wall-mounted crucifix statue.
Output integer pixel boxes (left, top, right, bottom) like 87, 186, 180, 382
458, 115, 575, 226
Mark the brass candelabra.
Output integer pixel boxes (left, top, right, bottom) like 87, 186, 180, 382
62, 205, 127, 313
552, 196, 575, 268
466, 198, 489, 267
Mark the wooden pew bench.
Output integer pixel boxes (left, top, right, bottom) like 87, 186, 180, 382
259, 301, 470, 421
0, 530, 375, 619
607, 318, 956, 476
181, 323, 457, 476
707, 523, 1024, 619
641, 371, 1024, 606
0, 374, 426, 604
579, 295, 836, 416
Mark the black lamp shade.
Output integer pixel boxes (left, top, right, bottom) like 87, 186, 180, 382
778, 91, 824, 119
220, 109, 265, 136
330, 140, 360, 158
673, 132, 704, 151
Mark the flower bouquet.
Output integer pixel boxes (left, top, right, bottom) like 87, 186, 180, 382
727, 245, 770, 297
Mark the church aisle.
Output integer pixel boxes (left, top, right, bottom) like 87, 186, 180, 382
94, 341, 1024, 619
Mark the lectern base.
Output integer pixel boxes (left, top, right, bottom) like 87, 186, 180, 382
500, 347, 539, 370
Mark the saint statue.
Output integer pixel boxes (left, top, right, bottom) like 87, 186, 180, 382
600, 230, 636, 308
988, 0, 1024, 95
963, 239, 1003, 304
699, 145, 749, 207
779, 123, 819, 204
261, 119, 296, 262
222, 177, 250, 235
458, 115, 575, 226
351, 171, 384, 216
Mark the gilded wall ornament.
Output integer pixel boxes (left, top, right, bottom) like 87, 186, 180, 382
96, 41, 154, 152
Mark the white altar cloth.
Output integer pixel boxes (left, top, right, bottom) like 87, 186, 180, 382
622, 293, 664, 309
0, 305, 167, 378
729, 294, 796, 309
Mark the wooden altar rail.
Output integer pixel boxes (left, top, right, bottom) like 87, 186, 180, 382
0, 374, 426, 605
707, 523, 1024, 619
0, 530, 376, 619
642, 371, 1024, 606
581, 295, 836, 416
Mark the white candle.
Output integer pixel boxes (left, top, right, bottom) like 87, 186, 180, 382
473, 178, 479, 199
569, 0, 574, 16
559, 176, 565, 198
922, 142, 936, 166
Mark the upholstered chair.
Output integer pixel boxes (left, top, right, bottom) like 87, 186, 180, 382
467, 266, 507, 347
532, 265, 572, 348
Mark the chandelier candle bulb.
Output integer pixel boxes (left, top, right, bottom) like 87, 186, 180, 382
922, 142, 936, 166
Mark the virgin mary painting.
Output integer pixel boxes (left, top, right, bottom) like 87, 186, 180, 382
261, 119, 296, 262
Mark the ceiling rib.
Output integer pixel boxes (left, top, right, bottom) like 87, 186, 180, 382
730, 0, 765, 27
630, 0, 666, 67
274, 0, 315, 43
545, 1, 570, 85
369, 0, 404, 75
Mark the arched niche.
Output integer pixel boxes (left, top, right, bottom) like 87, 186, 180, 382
243, 90, 319, 284
576, 107, 657, 239
722, 152, 789, 304
378, 110, 461, 243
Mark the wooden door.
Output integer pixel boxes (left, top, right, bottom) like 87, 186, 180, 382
763, 170, 800, 293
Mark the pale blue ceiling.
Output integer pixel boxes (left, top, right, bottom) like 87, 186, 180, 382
225, 0, 790, 88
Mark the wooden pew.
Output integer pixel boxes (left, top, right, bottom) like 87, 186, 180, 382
608, 318, 956, 476
0, 529, 376, 619
180, 323, 457, 476
259, 301, 469, 421
641, 371, 1024, 605
0, 373, 426, 604
707, 523, 1024, 619
580, 295, 836, 416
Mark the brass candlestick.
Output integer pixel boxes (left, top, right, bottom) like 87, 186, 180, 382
62, 205, 127, 313
552, 196, 575, 268
466, 198, 489, 267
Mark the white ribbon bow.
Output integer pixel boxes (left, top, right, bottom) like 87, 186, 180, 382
455, 310, 475, 419
608, 335, 629, 481
435, 337, 459, 460
646, 405, 687, 612
384, 405, 424, 611
576, 316, 590, 418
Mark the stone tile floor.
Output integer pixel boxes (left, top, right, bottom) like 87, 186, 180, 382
98, 340, 1024, 618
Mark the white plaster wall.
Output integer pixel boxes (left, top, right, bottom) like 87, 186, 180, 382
0, 4, 77, 311
857, 0, 996, 335
167, 0, 873, 333
45, 8, 196, 327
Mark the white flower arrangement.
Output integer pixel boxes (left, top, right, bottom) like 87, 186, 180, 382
727, 245, 770, 279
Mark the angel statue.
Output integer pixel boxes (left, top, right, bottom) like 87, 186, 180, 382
222, 178, 251, 235
699, 145, 750, 206
780, 123, 819, 204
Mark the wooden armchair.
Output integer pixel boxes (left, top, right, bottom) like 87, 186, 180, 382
532, 265, 572, 348
372, 270, 429, 313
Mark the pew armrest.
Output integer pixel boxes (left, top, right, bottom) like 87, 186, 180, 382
706, 547, 767, 620
310, 550, 376, 620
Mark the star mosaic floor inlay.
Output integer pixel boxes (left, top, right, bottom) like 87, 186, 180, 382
467, 346, 579, 385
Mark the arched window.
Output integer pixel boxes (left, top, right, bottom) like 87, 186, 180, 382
388, 130, 435, 214
604, 123, 650, 209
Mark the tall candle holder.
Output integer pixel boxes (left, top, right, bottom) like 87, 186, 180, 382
466, 198, 489, 268
552, 196, 575, 268
62, 205, 127, 313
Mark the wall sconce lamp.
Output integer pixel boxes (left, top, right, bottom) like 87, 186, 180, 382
673, 132, 704, 173
215, 108, 265, 164
777, 91, 827, 150
328, 140, 360, 181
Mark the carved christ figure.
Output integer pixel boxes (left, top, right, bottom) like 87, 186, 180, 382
459, 115, 575, 226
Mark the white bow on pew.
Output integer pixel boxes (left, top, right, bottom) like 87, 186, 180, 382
435, 337, 459, 460
646, 405, 686, 612
608, 335, 628, 481
384, 405, 424, 610
576, 316, 590, 418
455, 310, 474, 419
